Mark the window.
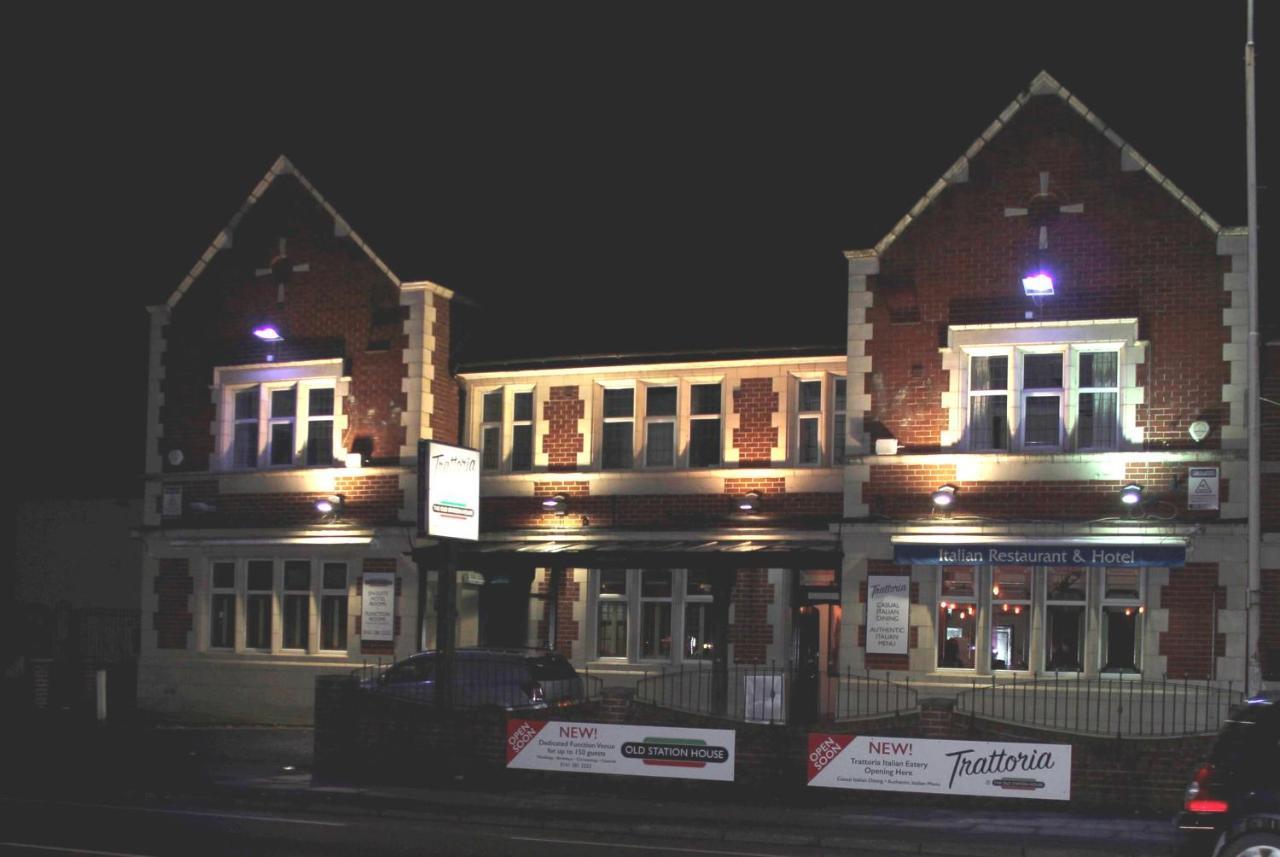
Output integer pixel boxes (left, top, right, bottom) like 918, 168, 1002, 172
645, 385, 677, 467
688, 383, 722, 467
832, 378, 847, 464
210, 561, 236, 649
481, 391, 503, 471
796, 379, 822, 465
938, 568, 977, 668
596, 569, 628, 658
320, 562, 349, 651
205, 558, 352, 655
1077, 352, 1118, 449
592, 569, 723, 664
602, 388, 634, 469
968, 355, 1008, 451
511, 392, 534, 472
990, 567, 1030, 670
1045, 569, 1085, 671
1021, 353, 1064, 448
282, 560, 310, 649
246, 560, 273, 649
1101, 568, 1142, 673
215, 361, 345, 471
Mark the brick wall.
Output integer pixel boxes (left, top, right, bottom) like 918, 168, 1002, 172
731, 377, 778, 466
730, 570, 773, 664
1158, 563, 1225, 680
356, 559, 400, 656
484, 491, 840, 530
535, 572, 581, 657
154, 558, 193, 650
1264, 569, 1280, 681
863, 97, 1230, 452
158, 473, 403, 528
543, 386, 584, 471
158, 174, 412, 474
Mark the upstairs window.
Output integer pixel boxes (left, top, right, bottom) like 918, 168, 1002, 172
481, 390, 503, 471
602, 388, 635, 469
215, 361, 344, 471
688, 383, 722, 468
796, 380, 822, 465
832, 377, 847, 464
1021, 353, 1064, 449
1077, 352, 1118, 450
968, 355, 1009, 451
644, 385, 677, 467
511, 391, 534, 472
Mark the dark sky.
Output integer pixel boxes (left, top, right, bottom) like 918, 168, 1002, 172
12, 4, 1270, 499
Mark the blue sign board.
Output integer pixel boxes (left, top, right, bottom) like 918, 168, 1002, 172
893, 543, 1185, 568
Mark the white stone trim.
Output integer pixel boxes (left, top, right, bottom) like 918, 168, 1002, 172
399, 288, 438, 464
1218, 228, 1251, 451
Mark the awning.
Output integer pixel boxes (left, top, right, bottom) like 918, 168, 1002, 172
421, 534, 841, 570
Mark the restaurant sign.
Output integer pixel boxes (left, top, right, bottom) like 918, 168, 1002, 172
808, 734, 1071, 800
894, 543, 1185, 568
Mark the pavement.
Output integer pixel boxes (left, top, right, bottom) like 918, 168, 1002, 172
2, 716, 1180, 857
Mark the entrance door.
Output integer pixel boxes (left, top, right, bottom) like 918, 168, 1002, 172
792, 604, 821, 723
478, 569, 534, 648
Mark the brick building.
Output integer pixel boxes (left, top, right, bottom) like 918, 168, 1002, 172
138, 72, 1278, 725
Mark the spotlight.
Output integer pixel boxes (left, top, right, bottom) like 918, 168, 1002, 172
1021, 272, 1055, 297
1120, 483, 1144, 506
315, 494, 343, 516
736, 491, 761, 513
253, 325, 284, 342
541, 494, 567, 515
931, 485, 957, 508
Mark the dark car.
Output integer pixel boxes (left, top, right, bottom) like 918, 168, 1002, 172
365, 647, 584, 712
1176, 691, 1280, 857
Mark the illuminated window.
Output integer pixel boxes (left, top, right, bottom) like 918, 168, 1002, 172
688, 383, 722, 467
990, 567, 1031, 670
644, 385, 677, 467
481, 390, 503, 471
938, 567, 977, 669
215, 361, 344, 471
511, 391, 534, 472
204, 558, 351, 655
796, 379, 822, 465
602, 388, 635, 469
591, 569, 723, 664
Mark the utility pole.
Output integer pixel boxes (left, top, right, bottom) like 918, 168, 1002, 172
1245, 0, 1262, 696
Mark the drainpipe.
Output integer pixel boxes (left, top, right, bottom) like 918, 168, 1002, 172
1245, 0, 1262, 695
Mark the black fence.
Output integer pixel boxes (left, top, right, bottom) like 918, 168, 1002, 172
956, 672, 1244, 737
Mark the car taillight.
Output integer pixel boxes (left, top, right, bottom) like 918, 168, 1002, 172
525, 681, 545, 704
1184, 763, 1230, 813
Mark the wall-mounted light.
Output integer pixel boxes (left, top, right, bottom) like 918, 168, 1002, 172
253, 325, 284, 342
1021, 271, 1055, 297
315, 494, 344, 517
737, 491, 761, 513
931, 484, 958, 508
542, 494, 567, 516
1120, 483, 1144, 506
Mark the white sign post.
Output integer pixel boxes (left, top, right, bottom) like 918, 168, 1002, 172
419, 440, 481, 542
866, 575, 910, 655
507, 720, 735, 781
808, 734, 1071, 800
1188, 466, 1220, 511
361, 571, 395, 642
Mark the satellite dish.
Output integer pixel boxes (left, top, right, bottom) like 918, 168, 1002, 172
1188, 421, 1210, 443
167, 449, 185, 466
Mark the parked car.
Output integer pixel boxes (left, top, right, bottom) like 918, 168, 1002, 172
1175, 691, 1280, 857
364, 647, 584, 712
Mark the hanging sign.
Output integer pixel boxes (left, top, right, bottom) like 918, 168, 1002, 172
507, 720, 735, 781
361, 571, 395, 642
1187, 467, 1219, 511
866, 576, 910, 655
808, 734, 1071, 800
418, 440, 481, 541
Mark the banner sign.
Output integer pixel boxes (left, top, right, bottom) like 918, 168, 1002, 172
360, 571, 395, 642
744, 674, 785, 724
1187, 467, 1219, 511
807, 734, 1071, 800
507, 720, 735, 781
894, 543, 1184, 568
866, 575, 910, 654
418, 440, 480, 541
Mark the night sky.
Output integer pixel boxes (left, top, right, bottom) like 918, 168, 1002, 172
12, 5, 1271, 500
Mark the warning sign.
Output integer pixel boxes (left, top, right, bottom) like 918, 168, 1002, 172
1188, 467, 1219, 511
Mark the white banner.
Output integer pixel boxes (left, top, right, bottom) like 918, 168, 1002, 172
807, 734, 1071, 800
866, 575, 910, 654
361, 571, 395, 642
507, 720, 735, 781
420, 440, 480, 541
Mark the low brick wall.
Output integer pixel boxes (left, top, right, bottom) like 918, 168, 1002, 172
314, 677, 1209, 812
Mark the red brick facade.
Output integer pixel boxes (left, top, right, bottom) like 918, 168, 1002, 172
158, 473, 403, 529
154, 558, 193, 649
543, 386, 584, 471
732, 377, 778, 466
1158, 563, 1226, 680
729, 570, 774, 664
535, 572, 581, 658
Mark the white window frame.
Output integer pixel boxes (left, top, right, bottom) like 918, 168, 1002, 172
685, 380, 724, 468
641, 381, 679, 469
1018, 348, 1066, 450
1100, 568, 1144, 675
510, 389, 536, 472
201, 557, 353, 656
599, 383, 636, 470
588, 568, 717, 665
832, 376, 848, 465
214, 360, 346, 472
792, 374, 825, 466
1074, 349, 1121, 451
319, 561, 350, 652
479, 387, 504, 472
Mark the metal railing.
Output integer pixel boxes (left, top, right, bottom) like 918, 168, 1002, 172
633, 664, 919, 725
353, 650, 598, 710
956, 672, 1244, 737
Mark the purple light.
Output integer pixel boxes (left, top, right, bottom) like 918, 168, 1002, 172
253, 325, 283, 342
1021, 272, 1054, 296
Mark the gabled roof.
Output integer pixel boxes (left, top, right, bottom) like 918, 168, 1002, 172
164, 155, 454, 309
847, 70, 1227, 261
